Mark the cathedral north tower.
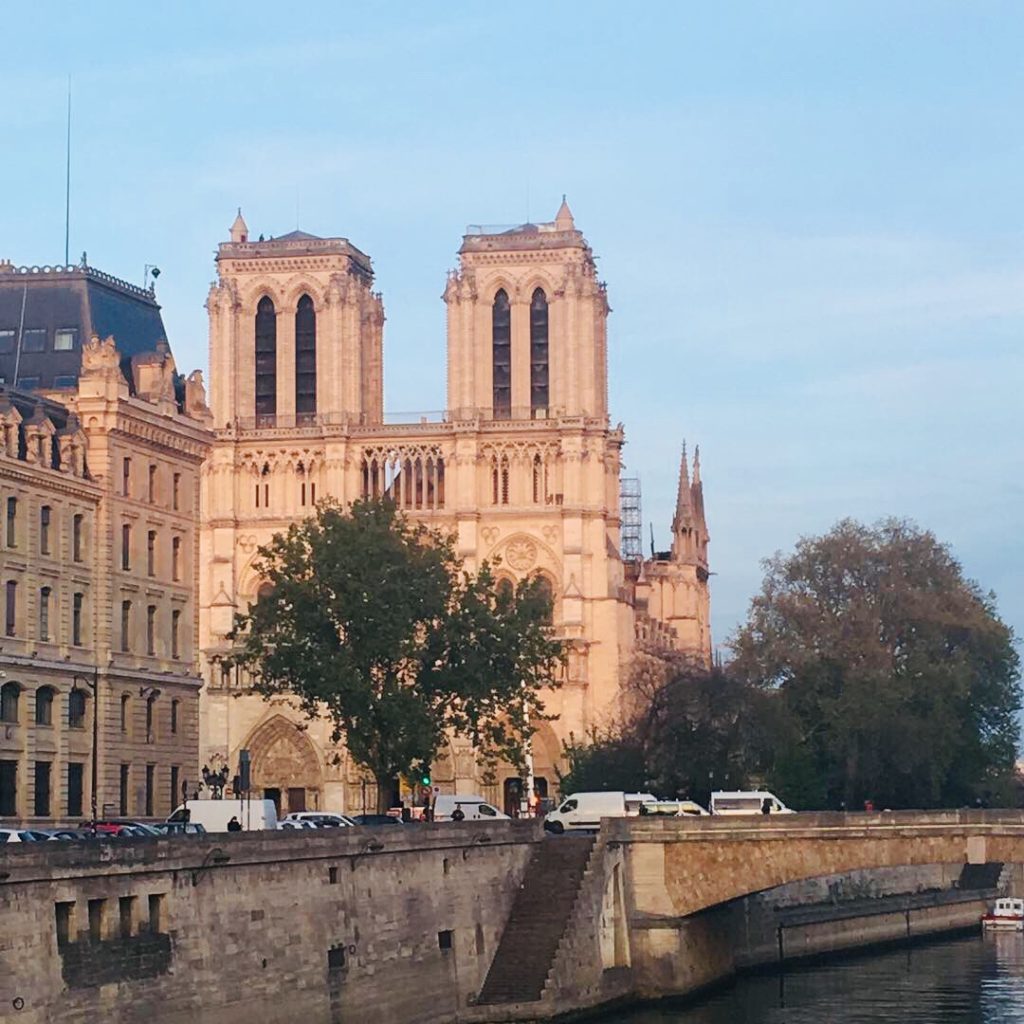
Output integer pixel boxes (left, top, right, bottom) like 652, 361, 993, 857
207, 211, 384, 429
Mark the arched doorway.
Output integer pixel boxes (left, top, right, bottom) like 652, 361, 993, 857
243, 714, 323, 816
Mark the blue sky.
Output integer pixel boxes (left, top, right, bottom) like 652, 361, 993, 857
1, 3, 1021, 654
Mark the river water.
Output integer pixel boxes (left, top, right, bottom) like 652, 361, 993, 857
609, 934, 1024, 1023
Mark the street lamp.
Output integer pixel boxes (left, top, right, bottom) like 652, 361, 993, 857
70, 668, 99, 827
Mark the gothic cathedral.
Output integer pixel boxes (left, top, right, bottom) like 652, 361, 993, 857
198, 201, 710, 815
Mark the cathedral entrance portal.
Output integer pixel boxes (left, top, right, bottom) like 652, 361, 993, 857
244, 715, 323, 817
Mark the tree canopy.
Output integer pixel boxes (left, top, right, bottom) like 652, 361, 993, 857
730, 518, 1021, 809
227, 498, 565, 809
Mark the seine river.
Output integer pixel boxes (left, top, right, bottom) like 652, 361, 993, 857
609, 934, 1024, 1024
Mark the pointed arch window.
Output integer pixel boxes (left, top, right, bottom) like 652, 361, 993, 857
530, 288, 549, 416
492, 289, 511, 419
254, 296, 277, 422
295, 294, 317, 422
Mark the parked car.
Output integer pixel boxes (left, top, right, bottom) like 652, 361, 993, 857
92, 820, 161, 837
0, 827, 46, 843
149, 821, 207, 836
46, 829, 108, 841
432, 795, 508, 823
280, 812, 354, 828
348, 814, 403, 827
709, 790, 794, 815
277, 819, 318, 830
167, 798, 278, 833
639, 800, 709, 817
544, 791, 656, 833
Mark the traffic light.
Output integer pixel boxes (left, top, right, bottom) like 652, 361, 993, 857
421, 772, 431, 786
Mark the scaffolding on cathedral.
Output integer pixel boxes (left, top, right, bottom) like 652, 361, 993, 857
620, 476, 643, 562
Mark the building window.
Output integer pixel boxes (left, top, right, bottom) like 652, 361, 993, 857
148, 464, 157, 503
170, 699, 179, 734
295, 293, 317, 421
34, 686, 55, 726
169, 766, 179, 811
53, 375, 76, 389
122, 457, 131, 496
146, 606, 156, 656
72, 592, 83, 646
120, 693, 130, 732
172, 473, 181, 511
0, 681, 18, 723
530, 288, 549, 414
121, 523, 131, 570
39, 586, 51, 641
147, 530, 156, 576
68, 689, 86, 729
120, 600, 131, 652
255, 295, 277, 420
0, 329, 14, 354
533, 574, 555, 626
67, 762, 84, 817
22, 328, 46, 352
492, 289, 511, 418
145, 695, 156, 742
6, 496, 16, 547
5, 580, 17, 636
33, 760, 51, 817
0, 759, 16, 815
40, 505, 51, 555
54, 328, 77, 351
119, 764, 130, 816
72, 513, 83, 561
171, 609, 181, 660
491, 454, 510, 506
145, 764, 155, 816
171, 536, 181, 581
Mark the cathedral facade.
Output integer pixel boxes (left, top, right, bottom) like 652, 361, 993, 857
198, 203, 710, 815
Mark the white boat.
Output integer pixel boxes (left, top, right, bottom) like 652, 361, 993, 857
981, 897, 1024, 932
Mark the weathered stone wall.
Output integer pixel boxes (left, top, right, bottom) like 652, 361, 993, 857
0, 820, 540, 1024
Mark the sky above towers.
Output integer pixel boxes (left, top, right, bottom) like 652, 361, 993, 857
1, 2, 1021, 655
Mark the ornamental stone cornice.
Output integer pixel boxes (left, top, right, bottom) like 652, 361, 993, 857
0, 460, 102, 501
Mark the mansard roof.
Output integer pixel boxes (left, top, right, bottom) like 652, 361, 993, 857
0, 260, 171, 393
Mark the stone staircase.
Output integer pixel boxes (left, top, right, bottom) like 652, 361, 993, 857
476, 834, 596, 1006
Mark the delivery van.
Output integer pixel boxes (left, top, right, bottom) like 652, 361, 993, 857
544, 791, 656, 833
167, 798, 278, 832
709, 790, 794, 815
432, 794, 508, 822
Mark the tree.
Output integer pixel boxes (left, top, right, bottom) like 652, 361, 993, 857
730, 518, 1021, 810
227, 498, 565, 810
557, 656, 762, 806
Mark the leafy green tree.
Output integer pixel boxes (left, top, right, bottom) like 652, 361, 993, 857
227, 498, 565, 810
731, 518, 1021, 810
557, 658, 761, 806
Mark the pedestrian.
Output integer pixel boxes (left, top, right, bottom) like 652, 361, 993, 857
227, 815, 242, 832
451, 803, 465, 822
761, 797, 772, 815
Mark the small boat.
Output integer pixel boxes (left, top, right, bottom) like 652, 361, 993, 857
982, 897, 1024, 932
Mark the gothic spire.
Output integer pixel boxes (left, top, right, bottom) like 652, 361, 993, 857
672, 441, 693, 532
554, 195, 575, 231
230, 208, 249, 244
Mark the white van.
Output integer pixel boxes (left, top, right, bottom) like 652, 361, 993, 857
544, 791, 656, 833
167, 798, 279, 832
432, 794, 508, 822
710, 790, 794, 815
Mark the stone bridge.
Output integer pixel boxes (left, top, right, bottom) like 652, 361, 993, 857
609, 809, 1024, 920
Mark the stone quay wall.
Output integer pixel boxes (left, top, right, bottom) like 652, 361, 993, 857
2, 811, 1023, 1024
0, 820, 542, 1024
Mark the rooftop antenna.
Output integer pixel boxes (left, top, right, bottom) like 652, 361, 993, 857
64, 75, 72, 266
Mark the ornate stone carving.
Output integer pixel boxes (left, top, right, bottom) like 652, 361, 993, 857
505, 536, 538, 571
481, 526, 500, 546
80, 335, 120, 372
